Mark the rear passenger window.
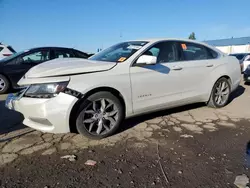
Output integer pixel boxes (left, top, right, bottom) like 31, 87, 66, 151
54, 50, 74, 58
74, 50, 88, 59
207, 48, 218, 59
179, 42, 216, 61
0, 47, 3, 52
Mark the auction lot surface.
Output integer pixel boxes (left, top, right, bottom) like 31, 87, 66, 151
1, 82, 250, 187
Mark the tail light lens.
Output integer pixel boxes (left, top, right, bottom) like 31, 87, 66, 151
3, 54, 12, 56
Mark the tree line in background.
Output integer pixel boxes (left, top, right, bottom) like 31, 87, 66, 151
188, 32, 196, 40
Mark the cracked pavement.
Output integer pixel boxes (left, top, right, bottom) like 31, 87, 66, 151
0, 83, 249, 166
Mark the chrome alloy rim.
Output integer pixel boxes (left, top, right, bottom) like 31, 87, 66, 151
214, 80, 230, 105
82, 99, 118, 135
0, 78, 6, 91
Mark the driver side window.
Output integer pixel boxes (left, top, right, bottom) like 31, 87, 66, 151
22, 50, 50, 64
142, 42, 179, 63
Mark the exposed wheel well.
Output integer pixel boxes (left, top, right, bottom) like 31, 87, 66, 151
0, 73, 12, 86
207, 75, 232, 102
218, 75, 231, 86
69, 87, 126, 133
0, 73, 12, 92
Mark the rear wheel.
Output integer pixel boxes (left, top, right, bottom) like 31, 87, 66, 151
76, 91, 124, 139
0, 74, 10, 94
207, 77, 231, 108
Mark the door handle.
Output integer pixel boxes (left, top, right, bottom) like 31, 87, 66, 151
172, 66, 183, 70
206, 64, 213, 67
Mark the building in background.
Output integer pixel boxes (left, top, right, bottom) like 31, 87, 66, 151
204, 36, 250, 54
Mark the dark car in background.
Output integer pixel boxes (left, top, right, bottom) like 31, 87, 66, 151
244, 68, 250, 83
0, 47, 90, 94
229, 53, 250, 72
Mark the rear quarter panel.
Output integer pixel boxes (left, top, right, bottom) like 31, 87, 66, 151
226, 56, 241, 91
207, 55, 241, 98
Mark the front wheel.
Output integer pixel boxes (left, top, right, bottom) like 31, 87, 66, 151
207, 77, 231, 108
0, 74, 10, 94
76, 91, 125, 139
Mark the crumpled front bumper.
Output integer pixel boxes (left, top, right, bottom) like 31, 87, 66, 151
5, 91, 78, 134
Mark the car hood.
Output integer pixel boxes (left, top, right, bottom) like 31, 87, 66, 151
25, 58, 117, 78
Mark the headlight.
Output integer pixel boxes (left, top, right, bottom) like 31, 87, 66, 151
24, 81, 69, 98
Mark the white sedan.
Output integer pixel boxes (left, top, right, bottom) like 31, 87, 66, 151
5, 39, 241, 139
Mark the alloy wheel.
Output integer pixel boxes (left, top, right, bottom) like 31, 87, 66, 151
0, 78, 6, 92
82, 98, 118, 135
214, 80, 230, 106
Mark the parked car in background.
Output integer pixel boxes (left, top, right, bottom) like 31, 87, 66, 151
0, 47, 89, 94
5, 39, 241, 139
243, 64, 250, 83
242, 54, 250, 72
229, 53, 250, 72
0, 43, 16, 60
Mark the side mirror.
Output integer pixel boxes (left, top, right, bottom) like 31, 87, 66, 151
136, 55, 157, 65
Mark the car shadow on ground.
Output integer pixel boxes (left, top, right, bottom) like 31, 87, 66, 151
0, 100, 26, 136
244, 82, 250, 86
228, 85, 245, 103
118, 84, 246, 134
118, 102, 204, 133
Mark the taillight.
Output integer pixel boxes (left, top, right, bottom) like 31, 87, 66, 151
3, 54, 11, 56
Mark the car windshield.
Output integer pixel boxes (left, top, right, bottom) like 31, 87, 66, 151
0, 50, 24, 62
89, 41, 148, 62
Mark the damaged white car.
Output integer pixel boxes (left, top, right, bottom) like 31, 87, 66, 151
5, 39, 241, 139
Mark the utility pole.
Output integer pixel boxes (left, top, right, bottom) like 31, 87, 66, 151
120, 31, 123, 41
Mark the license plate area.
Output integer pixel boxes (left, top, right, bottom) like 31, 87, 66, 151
5, 87, 28, 110
5, 93, 17, 110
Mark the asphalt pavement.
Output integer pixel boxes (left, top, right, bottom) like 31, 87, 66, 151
0, 82, 250, 187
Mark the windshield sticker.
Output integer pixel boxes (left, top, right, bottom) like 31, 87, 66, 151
127, 45, 142, 50
118, 57, 127, 62
181, 43, 187, 50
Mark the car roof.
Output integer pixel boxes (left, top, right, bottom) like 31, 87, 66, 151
130, 38, 213, 46
230, 53, 250, 55
28, 47, 75, 51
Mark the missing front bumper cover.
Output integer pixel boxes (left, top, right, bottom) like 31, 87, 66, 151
63, 88, 83, 99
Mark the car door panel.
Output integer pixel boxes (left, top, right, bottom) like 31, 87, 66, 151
130, 41, 187, 113
2, 58, 35, 86
176, 42, 216, 101
130, 62, 184, 113
176, 60, 212, 100
5, 50, 50, 86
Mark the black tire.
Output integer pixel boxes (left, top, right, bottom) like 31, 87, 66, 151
207, 77, 231, 108
0, 74, 10, 94
76, 91, 125, 139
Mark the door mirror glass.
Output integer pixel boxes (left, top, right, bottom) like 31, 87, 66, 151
136, 55, 157, 65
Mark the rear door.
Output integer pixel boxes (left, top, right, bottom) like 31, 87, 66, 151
176, 41, 218, 100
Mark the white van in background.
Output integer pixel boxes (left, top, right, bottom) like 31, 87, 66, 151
0, 43, 16, 60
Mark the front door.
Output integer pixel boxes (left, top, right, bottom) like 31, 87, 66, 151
129, 41, 187, 113
6, 49, 50, 85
